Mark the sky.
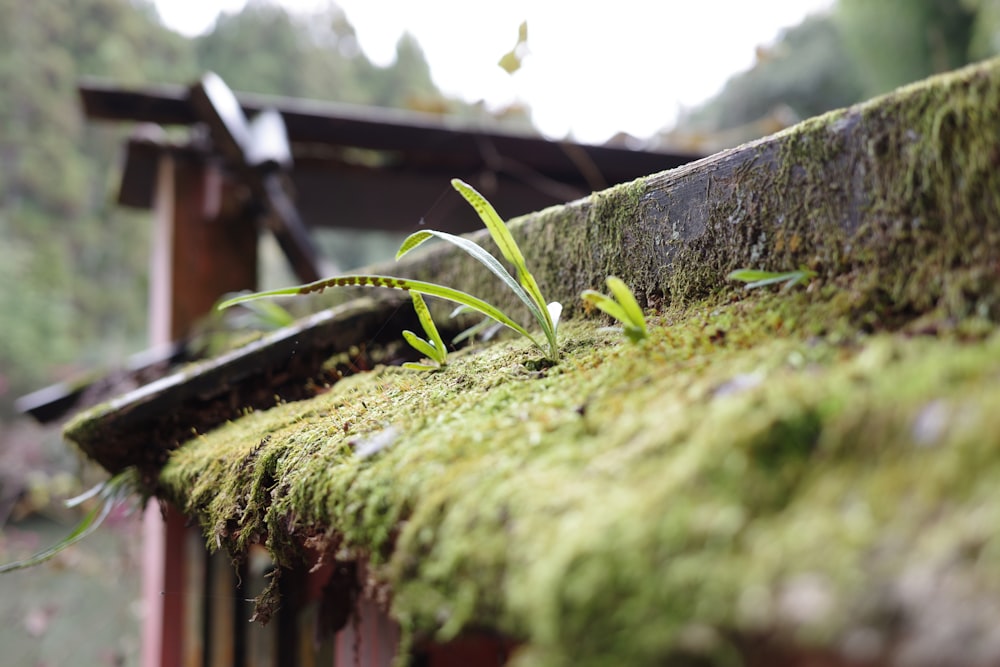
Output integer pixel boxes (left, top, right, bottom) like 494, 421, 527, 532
153, 0, 835, 144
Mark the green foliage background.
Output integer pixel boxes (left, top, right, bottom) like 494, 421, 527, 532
673, 0, 1000, 144
0, 0, 468, 423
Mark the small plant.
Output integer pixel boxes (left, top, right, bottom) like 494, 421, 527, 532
581, 276, 648, 343
220, 179, 562, 360
401, 292, 448, 371
727, 267, 817, 291
0, 469, 139, 574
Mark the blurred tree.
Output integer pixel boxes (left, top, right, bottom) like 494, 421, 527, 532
837, 0, 978, 96
678, 14, 863, 134
668, 0, 1000, 150
362, 32, 439, 108
196, 0, 330, 98
195, 2, 441, 110
0, 0, 197, 418
967, 0, 1000, 58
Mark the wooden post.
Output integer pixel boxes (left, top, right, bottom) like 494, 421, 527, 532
333, 597, 400, 667
143, 149, 258, 667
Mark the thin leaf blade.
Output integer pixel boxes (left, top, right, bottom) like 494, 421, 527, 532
0, 470, 138, 574
402, 330, 443, 365
219, 274, 544, 353
581, 290, 632, 326
728, 268, 816, 291
605, 277, 645, 332
398, 229, 543, 325
409, 292, 447, 362
450, 179, 556, 349
451, 178, 527, 269
402, 362, 439, 371
0, 502, 108, 573
396, 230, 435, 260
727, 269, 781, 283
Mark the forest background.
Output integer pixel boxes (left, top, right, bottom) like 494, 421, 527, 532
0, 0, 997, 664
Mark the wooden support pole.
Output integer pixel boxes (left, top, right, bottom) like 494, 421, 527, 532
143, 150, 258, 667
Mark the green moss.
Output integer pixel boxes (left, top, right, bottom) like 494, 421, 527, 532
157, 286, 1000, 666
667, 58, 1000, 326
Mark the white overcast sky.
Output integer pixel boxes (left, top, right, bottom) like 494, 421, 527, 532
153, 0, 835, 143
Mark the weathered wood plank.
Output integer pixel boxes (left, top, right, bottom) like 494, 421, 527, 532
78, 78, 694, 183
64, 296, 418, 477
392, 57, 1000, 329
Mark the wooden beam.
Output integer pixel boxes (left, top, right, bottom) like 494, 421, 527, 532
77, 78, 696, 183
288, 163, 588, 233
114, 143, 592, 234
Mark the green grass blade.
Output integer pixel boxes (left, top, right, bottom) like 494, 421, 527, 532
727, 269, 782, 283
728, 268, 817, 290
450, 179, 556, 348
65, 480, 105, 507
409, 292, 447, 362
402, 362, 439, 371
398, 228, 546, 331
605, 277, 646, 332
581, 289, 633, 326
746, 275, 800, 289
452, 319, 492, 344
395, 230, 435, 259
0, 470, 137, 574
0, 501, 110, 573
218, 286, 312, 309
623, 326, 647, 344
219, 274, 544, 352
450, 179, 527, 270
402, 330, 443, 365
239, 299, 296, 329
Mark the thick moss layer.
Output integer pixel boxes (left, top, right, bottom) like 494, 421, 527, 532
61, 296, 423, 480
159, 287, 1000, 666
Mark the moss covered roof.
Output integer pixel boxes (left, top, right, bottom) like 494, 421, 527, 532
157, 292, 1000, 666
64, 58, 1000, 665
